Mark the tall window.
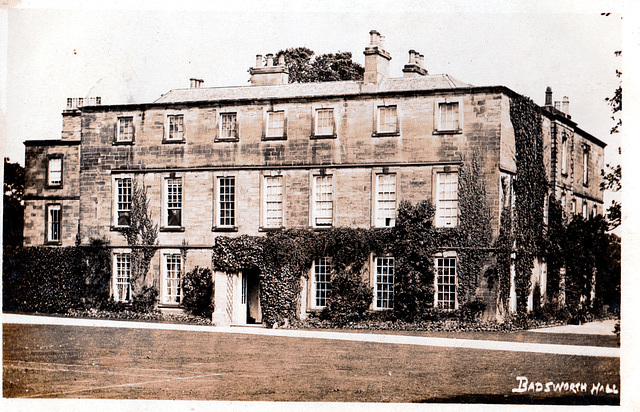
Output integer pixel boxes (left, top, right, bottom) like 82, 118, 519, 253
436, 172, 458, 228
263, 176, 283, 228
167, 115, 184, 141
582, 201, 588, 217
113, 253, 131, 302
377, 106, 398, 134
47, 204, 61, 243
220, 113, 238, 140
115, 178, 132, 227
217, 177, 236, 227
313, 175, 333, 227
374, 257, 394, 309
438, 102, 460, 131
583, 148, 590, 186
267, 110, 285, 138
435, 257, 457, 309
117, 117, 134, 142
48, 157, 62, 186
163, 252, 182, 304
315, 108, 334, 136
165, 178, 182, 227
375, 174, 396, 227
561, 134, 568, 175
312, 257, 332, 308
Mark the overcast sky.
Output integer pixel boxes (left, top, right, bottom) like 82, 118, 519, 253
1, 0, 624, 168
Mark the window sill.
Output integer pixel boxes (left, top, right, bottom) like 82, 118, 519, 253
259, 227, 284, 232
371, 132, 400, 138
162, 139, 186, 144
44, 241, 62, 246
46, 184, 63, 189
214, 137, 239, 143
310, 226, 333, 231
310, 134, 337, 140
212, 226, 238, 232
160, 226, 185, 232
113, 140, 134, 146
157, 303, 181, 309
370, 225, 395, 230
110, 226, 130, 232
433, 129, 462, 135
306, 307, 326, 313
262, 136, 287, 141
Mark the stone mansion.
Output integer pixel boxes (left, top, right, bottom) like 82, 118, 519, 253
23, 31, 605, 324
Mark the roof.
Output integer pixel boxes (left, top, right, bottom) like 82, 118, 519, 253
153, 75, 473, 104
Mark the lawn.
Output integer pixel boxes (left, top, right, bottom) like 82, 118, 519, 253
3, 323, 620, 404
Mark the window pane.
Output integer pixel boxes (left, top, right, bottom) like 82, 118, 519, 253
48, 205, 61, 242
439, 102, 459, 130
378, 106, 397, 133
117, 178, 132, 226
218, 177, 236, 227
314, 257, 331, 308
166, 178, 182, 227
314, 176, 332, 226
375, 257, 394, 309
114, 253, 131, 302
376, 174, 396, 227
168, 115, 184, 140
436, 172, 458, 227
48, 158, 62, 185
436, 258, 456, 309
264, 176, 283, 228
118, 117, 133, 141
221, 113, 237, 139
315, 109, 334, 136
267, 111, 285, 137
164, 253, 182, 304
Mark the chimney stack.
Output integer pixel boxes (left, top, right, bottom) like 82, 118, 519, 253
249, 52, 289, 85
190, 78, 204, 89
363, 30, 392, 84
403, 49, 428, 77
561, 96, 570, 116
545, 86, 553, 106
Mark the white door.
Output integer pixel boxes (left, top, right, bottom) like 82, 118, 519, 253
232, 271, 247, 324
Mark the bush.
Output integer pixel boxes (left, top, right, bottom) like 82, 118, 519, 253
131, 285, 158, 313
459, 299, 487, 321
321, 270, 373, 326
182, 266, 215, 319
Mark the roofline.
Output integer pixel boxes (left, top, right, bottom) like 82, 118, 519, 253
24, 139, 81, 147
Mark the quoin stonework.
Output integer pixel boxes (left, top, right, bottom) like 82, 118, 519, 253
23, 31, 605, 325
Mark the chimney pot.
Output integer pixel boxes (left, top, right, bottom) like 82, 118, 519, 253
554, 101, 561, 110
266, 54, 274, 67
255, 54, 263, 68
562, 96, 570, 116
408, 50, 416, 64
545, 86, 553, 106
369, 30, 381, 45
190, 78, 204, 88
278, 54, 285, 66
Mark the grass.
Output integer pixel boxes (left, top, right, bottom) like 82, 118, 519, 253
3, 323, 619, 403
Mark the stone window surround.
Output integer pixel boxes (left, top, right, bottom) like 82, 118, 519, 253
371, 168, 398, 228
309, 171, 334, 229
45, 203, 62, 245
212, 172, 238, 232
434, 251, 458, 310
432, 166, 459, 228
163, 113, 186, 143
434, 97, 464, 134
372, 101, 400, 137
262, 107, 287, 141
112, 249, 132, 303
111, 174, 133, 230
160, 249, 183, 306
308, 257, 332, 310
371, 255, 395, 310
311, 106, 337, 139
216, 111, 239, 142
161, 174, 184, 232
259, 171, 285, 231
46, 154, 64, 188
114, 116, 135, 145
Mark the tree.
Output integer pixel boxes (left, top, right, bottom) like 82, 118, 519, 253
3, 158, 24, 246
275, 47, 364, 83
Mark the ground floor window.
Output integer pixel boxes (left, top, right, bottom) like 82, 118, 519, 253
312, 257, 331, 308
113, 253, 131, 302
162, 252, 183, 304
435, 257, 457, 309
374, 257, 394, 309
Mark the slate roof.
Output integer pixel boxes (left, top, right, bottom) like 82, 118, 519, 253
153, 75, 473, 104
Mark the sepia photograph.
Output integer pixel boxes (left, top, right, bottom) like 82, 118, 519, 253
2, 0, 632, 410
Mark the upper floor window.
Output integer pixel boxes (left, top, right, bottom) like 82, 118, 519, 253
312, 175, 333, 227
315, 108, 335, 137
435, 99, 463, 133
311, 257, 332, 309
435, 257, 457, 310
266, 110, 286, 139
165, 178, 182, 228
374, 257, 394, 310
117, 117, 134, 142
561, 134, 568, 175
263, 176, 283, 228
376, 105, 398, 135
46, 204, 61, 243
113, 252, 131, 302
167, 114, 185, 141
114, 177, 132, 227
219, 112, 238, 141
436, 172, 458, 228
217, 176, 236, 228
375, 174, 396, 227
47, 157, 62, 187
583, 146, 590, 186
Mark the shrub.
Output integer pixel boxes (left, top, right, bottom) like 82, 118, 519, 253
131, 285, 158, 313
321, 269, 373, 326
459, 298, 487, 321
182, 266, 215, 319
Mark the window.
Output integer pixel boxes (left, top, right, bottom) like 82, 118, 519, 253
117, 117, 134, 142
435, 257, 457, 309
436, 172, 458, 228
561, 193, 567, 212
165, 178, 182, 228
46, 204, 61, 243
219, 113, 238, 140
263, 176, 283, 228
571, 199, 576, 215
48, 157, 62, 187
438, 102, 460, 131
592, 205, 598, 218
377, 105, 398, 134
561, 134, 568, 175
266, 110, 285, 139
582, 201, 588, 217
113, 253, 131, 302
375, 174, 396, 227
374, 257, 394, 309
162, 252, 182, 304
114, 177, 132, 227
167, 114, 184, 141
312, 175, 333, 227
312, 257, 331, 309
583, 147, 590, 186
217, 177, 236, 228
315, 108, 335, 137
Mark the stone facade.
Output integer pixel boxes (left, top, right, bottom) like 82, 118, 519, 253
23, 31, 605, 324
